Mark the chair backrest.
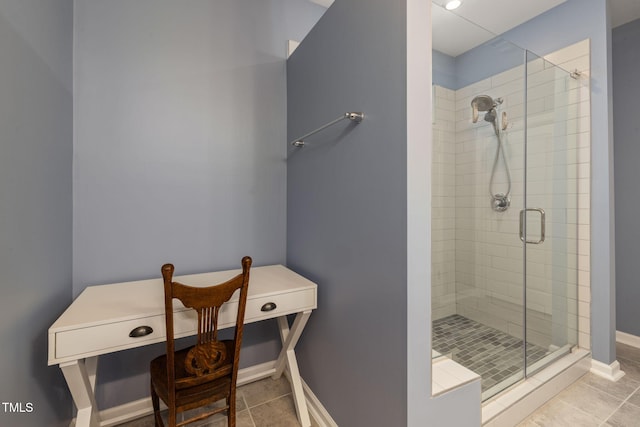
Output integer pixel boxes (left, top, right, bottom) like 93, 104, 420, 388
161, 256, 252, 394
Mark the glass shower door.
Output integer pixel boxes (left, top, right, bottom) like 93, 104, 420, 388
523, 50, 583, 375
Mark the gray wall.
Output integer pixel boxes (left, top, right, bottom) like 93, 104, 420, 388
613, 18, 640, 336
73, 0, 325, 409
286, 0, 409, 425
0, 1, 73, 426
288, 3, 482, 425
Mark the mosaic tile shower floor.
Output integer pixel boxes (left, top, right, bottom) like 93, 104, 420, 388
433, 314, 550, 391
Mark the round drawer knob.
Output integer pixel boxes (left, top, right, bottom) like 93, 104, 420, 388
261, 302, 277, 312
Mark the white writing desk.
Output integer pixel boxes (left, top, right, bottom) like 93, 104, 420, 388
48, 265, 317, 427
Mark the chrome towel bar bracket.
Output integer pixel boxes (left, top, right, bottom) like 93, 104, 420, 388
291, 112, 364, 147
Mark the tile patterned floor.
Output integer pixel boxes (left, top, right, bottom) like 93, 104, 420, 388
518, 342, 640, 426
433, 314, 549, 392
117, 376, 318, 427
116, 340, 640, 426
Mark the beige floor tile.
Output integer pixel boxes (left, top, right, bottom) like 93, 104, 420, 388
516, 418, 542, 427
250, 395, 304, 427
115, 375, 317, 427
519, 344, 640, 426
626, 388, 640, 408
579, 372, 640, 400
240, 376, 292, 408
617, 357, 640, 382
117, 414, 155, 427
526, 399, 600, 427
207, 409, 254, 427
556, 381, 623, 422
605, 402, 640, 427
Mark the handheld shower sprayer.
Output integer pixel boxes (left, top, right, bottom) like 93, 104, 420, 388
471, 95, 503, 124
470, 95, 511, 212
484, 109, 497, 124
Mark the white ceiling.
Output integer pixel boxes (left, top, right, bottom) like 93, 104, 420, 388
432, 0, 640, 57
309, 0, 640, 57
610, 0, 640, 29
432, 0, 567, 57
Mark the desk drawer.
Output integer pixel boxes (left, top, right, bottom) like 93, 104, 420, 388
55, 315, 166, 359
245, 288, 315, 322
175, 288, 317, 334
54, 288, 315, 360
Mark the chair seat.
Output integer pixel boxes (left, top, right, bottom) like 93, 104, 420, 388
150, 340, 235, 412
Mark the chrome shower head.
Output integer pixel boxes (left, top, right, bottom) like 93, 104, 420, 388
471, 95, 501, 123
471, 95, 494, 112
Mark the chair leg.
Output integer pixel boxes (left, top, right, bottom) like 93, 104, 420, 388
228, 392, 236, 427
150, 381, 163, 427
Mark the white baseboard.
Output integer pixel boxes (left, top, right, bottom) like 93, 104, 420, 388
302, 378, 339, 427
69, 360, 336, 427
97, 398, 155, 427
237, 360, 278, 385
590, 359, 625, 381
616, 330, 640, 349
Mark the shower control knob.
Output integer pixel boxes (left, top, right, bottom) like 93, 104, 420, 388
492, 194, 510, 212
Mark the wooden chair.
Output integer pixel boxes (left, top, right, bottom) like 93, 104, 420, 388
150, 256, 252, 427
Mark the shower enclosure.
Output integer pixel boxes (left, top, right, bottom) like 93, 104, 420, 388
431, 2, 590, 401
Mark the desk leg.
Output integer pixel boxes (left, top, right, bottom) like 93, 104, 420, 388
60, 358, 100, 427
85, 356, 98, 393
273, 311, 312, 427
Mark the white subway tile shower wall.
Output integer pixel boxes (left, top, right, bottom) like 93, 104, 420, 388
433, 40, 590, 351
432, 85, 458, 320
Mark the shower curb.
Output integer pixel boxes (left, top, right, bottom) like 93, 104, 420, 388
481, 349, 590, 426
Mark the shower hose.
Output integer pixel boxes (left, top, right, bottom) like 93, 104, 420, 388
489, 121, 511, 201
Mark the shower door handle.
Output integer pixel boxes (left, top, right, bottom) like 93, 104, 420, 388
519, 208, 546, 244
